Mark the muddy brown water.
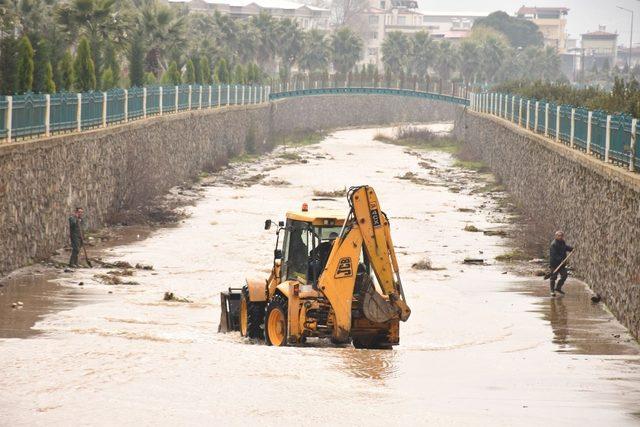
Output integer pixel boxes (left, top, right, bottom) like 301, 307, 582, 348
1, 127, 639, 425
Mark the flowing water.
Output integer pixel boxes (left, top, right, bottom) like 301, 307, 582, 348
1, 127, 639, 426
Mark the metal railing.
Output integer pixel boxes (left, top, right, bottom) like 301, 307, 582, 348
269, 86, 469, 106
471, 92, 640, 173
0, 84, 271, 143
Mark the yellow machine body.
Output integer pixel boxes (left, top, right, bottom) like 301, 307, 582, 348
219, 186, 411, 349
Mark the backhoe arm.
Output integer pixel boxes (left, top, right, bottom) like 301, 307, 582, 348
349, 186, 411, 321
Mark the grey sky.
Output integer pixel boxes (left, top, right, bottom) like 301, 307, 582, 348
419, 0, 640, 46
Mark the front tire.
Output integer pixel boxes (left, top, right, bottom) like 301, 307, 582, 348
264, 293, 288, 346
240, 287, 265, 339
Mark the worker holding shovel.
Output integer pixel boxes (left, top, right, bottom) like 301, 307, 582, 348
68, 207, 85, 268
548, 230, 574, 297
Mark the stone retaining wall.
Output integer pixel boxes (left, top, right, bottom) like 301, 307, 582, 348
455, 110, 640, 339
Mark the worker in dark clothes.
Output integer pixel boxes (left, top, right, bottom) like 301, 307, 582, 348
549, 230, 573, 296
68, 207, 85, 267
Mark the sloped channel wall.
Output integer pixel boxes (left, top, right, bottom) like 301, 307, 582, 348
0, 95, 460, 275
455, 110, 640, 340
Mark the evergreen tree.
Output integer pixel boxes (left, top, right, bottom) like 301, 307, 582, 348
128, 34, 145, 87
33, 38, 51, 93
101, 67, 116, 90
0, 36, 18, 95
234, 63, 245, 84
57, 51, 74, 92
144, 72, 158, 85
184, 59, 196, 84
214, 58, 230, 83
161, 61, 181, 85
16, 35, 35, 94
73, 37, 96, 92
103, 43, 120, 88
43, 62, 56, 93
192, 57, 201, 84
199, 56, 211, 84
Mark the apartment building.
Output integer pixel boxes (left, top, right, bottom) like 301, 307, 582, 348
168, 0, 331, 31
516, 6, 569, 52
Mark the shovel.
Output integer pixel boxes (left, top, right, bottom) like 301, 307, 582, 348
79, 225, 92, 268
544, 250, 574, 280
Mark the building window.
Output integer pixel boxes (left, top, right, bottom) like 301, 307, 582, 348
397, 16, 406, 25
369, 15, 379, 24
371, 31, 378, 39
380, 1, 385, 8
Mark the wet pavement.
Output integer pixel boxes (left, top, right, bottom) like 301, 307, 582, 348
1, 127, 639, 426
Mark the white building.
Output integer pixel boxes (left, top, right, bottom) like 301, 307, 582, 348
167, 0, 331, 31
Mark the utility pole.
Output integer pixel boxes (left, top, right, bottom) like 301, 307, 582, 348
618, 6, 634, 78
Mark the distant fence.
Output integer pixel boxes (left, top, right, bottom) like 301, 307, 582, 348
471, 92, 640, 173
269, 87, 469, 106
0, 84, 271, 143
4, 82, 639, 176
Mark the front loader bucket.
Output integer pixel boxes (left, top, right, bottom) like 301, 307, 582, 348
218, 287, 243, 333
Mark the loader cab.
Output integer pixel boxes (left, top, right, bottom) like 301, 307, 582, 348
280, 210, 345, 287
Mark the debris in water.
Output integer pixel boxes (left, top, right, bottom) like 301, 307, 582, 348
463, 258, 485, 265
94, 274, 140, 286
457, 208, 475, 213
483, 229, 508, 237
313, 188, 347, 198
108, 269, 134, 276
78, 282, 84, 286
396, 172, 417, 180
591, 294, 602, 303
464, 224, 481, 232
135, 263, 153, 271
412, 258, 446, 271
163, 292, 192, 303
495, 250, 529, 262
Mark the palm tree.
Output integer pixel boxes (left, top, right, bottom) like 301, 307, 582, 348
458, 40, 480, 84
479, 36, 506, 83
251, 12, 278, 72
330, 27, 362, 76
434, 40, 458, 82
56, 0, 129, 85
409, 31, 435, 79
136, 0, 186, 77
275, 18, 303, 81
299, 29, 330, 73
381, 31, 410, 75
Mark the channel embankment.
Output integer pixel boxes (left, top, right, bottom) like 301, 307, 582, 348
455, 110, 640, 339
3, 93, 638, 341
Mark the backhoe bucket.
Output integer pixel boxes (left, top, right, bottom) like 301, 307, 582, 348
218, 287, 243, 333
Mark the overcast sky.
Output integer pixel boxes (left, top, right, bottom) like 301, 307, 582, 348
418, 0, 640, 46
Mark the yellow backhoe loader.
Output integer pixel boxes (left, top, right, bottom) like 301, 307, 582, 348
219, 185, 411, 348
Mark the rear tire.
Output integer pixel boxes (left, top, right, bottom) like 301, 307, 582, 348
264, 293, 288, 346
240, 286, 265, 339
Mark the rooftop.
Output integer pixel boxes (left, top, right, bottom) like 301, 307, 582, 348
168, 0, 328, 11
582, 30, 618, 38
516, 6, 569, 15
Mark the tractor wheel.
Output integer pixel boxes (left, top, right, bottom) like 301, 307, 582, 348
240, 287, 265, 339
264, 293, 288, 346
352, 336, 392, 350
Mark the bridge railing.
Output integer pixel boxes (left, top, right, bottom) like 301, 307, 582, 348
0, 84, 271, 144
268, 86, 469, 106
471, 92, 640, 173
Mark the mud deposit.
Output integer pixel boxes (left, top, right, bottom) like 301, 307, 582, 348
1, 127, 639, 425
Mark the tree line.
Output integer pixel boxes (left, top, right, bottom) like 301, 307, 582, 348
0, 0, 366, 95
379, 11, 563, 85
0, 2, 565, 96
